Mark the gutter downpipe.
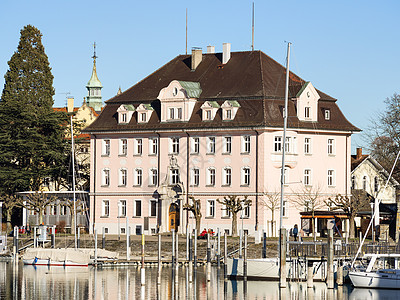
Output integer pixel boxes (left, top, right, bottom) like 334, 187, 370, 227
254, 129, 259, 231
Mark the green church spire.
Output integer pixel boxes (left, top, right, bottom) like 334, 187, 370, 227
86, 42, 103, 111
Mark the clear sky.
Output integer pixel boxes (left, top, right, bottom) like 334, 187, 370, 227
1, 0, 399, 151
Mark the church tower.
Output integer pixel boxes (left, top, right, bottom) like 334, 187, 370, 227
86, 43, 103, 112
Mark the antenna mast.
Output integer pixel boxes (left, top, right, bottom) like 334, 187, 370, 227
251, 2, 255, 51
186, 8, 188, 55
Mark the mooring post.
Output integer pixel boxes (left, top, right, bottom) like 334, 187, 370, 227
224, 232, 228, 281
207, 233, 211, 282
262, 231, 267, 258
279, 228, 287, 288
327, 229, 334, 289
94, 229, 98, 265
51, 225, 56, 248
217, 228, 221, 269
141, 233, 145, 286
172, 229, 175, 265
186, 226, 189, 261
337, 260, 343, 286
33, 227, 37, 248
189, 233, 193, 283
157, 234, 161, 285
239, 229, 243, 258
176, 232, 179, 270
194, 228, 197, 269
13, 226, 18, 258
126, 226, 130, 261
102, 227, 105, 249
244, 232, 248, 281
307, 259, 313, 288
77, 226, 80, 248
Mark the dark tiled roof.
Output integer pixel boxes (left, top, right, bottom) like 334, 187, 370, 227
351, 154, 369, 171
85, 50, 359, 133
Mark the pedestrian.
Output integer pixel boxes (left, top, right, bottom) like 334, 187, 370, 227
293, 224, 298, 241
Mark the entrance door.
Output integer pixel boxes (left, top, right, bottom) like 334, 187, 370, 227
168, 203, 180, 232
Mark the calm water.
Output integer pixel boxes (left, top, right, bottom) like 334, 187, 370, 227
0, 261, 399, 299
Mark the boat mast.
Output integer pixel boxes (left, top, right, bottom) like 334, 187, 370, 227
279, 42, 291, 230
70, 116, 77, 249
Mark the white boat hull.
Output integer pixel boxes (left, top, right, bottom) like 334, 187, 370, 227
349, 270, 400, 289
23, 248, 90, 267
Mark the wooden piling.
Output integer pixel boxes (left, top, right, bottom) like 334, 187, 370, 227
337, 261, 343, 286
279, 228, 287, 288
157, 234, 161, 285
175, 232, 179, 271
194, 228, 197, 269
172, 229, 175, 265
141, 234, 145, 286
327, 229, 334, 289
262, 231, 267, 258
51, 226, 56, 248
126, 226, 130, 261
94, 229, 98, 265
76, 226, 80, 248
307, 260, 313, 288
207, 233, 211, 282
33, 227, 37, 248
224, 233, 228, 281
217, 228, 221, 269
244, 232, 248, 281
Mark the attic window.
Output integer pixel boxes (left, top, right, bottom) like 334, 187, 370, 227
305, 107, 310, 119
225, 109, 232, 120
221, 100, 240, 121
121, 113, 127, 123
141, 113, 147, 122
206, 110, 212, 120
325, 109, 331, 120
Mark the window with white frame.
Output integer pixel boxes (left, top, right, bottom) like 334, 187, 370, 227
222, 204, 231, 218
242, 167, 251, 186
149, 200, 157, 217
119, 139, 128, 156
282, 200, 288, 217
149, 138, 158, 155
191, 168, 200, 186
102, 169, 110, 186
121, 113, 127, 123
170, 169, 180, 184
207, 168, 216, 186
134, 169, 143, 186
362, 175, 367, 190
325, 109, 331, 120
134, 200, 142, 217
327, 139, 335, 155
170, 137, 180, 154
119, 200, 127, 217
305, 106, 310, 119
304, 137, 311, 154
102, 139, 110, 156
60, 205, 67, 216
304, 169, 311, 186
223, 136, 232, 154
207, 137, 216, 154
242, 204, 250, 218
102, 200, 109, 217
281, 167, 289, 185
206, 110, 212, 120
149, 169, 158, 186
191, 137, 199, 154
169, 107, 182, 120
119, 169, 127, 186
223, 167, 232, 186
328, 170, 335, 186
225, 109, 232, 120
141, 112, 147, 122
274, 136, 282, 152
285, 136, 297, 153
242, 135, 251, 153
134, 139, 143, 155
207, 200, 215, 217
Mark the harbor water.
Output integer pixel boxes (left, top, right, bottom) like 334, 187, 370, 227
0, 260, 397, 299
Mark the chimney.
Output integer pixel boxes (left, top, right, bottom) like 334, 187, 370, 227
222, 43, 231, 64
356, 147, 362, 160
191, 48, 202, 70
207, 45, 215, 53
67, 97, 74, 113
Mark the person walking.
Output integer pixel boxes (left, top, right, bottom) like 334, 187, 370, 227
293, 224, 298, 241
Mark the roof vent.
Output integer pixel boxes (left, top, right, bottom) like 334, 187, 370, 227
191, 48, 202, 70
207, 45, 215, 53
222, 43, 231, 64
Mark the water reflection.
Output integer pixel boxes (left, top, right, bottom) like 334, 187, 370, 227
1, 261, 397, 299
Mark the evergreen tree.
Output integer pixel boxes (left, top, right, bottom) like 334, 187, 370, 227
0, 25, 69, 195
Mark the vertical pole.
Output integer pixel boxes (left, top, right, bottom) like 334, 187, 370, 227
186, 225, 189, 261
307, 260, 313, 288
102, 227, 105, 249
157, 234, 161, 285
51, 226, 55, 248
141, 233, 145, 286
94, 229, 98, 265
13, 226, 17, 258
0, 202, 2, 236
279, 228, 287, 288
207, 233, 211, 282
244, 232, 248, 281
70, 116, 77, 250
194, 228, 197, 269
172, 229, 175, 265
337, 260, 343, 286
33, 227, 37, 248
217, 228, 221, 269
126, 226, 130, 261
77, 226, 80, 248
262, 231, 267, 258
327, 229, 334, 289
239, 229, 243, 258
189, 233, 193, 283
224, 233, 228, 281
176, 232, 179, 269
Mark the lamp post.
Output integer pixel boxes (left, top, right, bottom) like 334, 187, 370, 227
0, 202, 2, 235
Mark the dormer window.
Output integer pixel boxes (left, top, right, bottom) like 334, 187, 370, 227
221, 100, 240, 121
305, 107, 310, 119
206, 110, 212, 120
136, 103, 154, 123
169, 107, 182, 120
201, 101, 220, 121
325, 109, 331, 120
117, 104, 135, 124
294, 82, 320, 122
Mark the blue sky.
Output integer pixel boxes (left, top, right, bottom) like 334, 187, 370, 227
1, 0, 399, 151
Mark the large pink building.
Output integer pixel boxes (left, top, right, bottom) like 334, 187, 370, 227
84, 44, 359, 237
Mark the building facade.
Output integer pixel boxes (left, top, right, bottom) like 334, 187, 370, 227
84, 45, 359, 236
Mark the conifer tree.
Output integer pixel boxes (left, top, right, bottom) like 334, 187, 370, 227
0, 25, 69, 195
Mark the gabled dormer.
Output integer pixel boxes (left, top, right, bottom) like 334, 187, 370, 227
157, 80, 201, 122
294, 82, 320, 122
136, 103, 154, 123
221, 100, 240, 121
201, 101, 220, 121
117, 104, 135, 124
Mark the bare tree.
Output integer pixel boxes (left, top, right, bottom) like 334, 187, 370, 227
19, 192, 57, 225
217, 195, 251, 237
183, 196, 202, 233
328, 191, 371, 238
291, 184, 325, 238
0, 194, 20, 232
60, 197, 88, 232
263, 190, 280, 237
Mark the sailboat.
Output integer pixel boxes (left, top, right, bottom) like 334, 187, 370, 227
23, 116, 90, 267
